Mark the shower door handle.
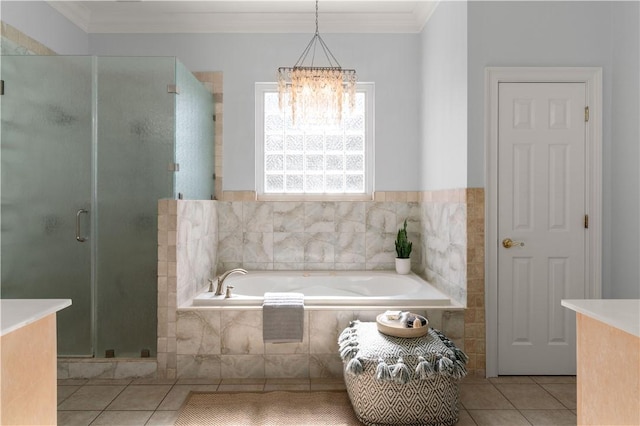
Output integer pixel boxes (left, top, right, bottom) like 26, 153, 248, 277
76, 209, 88, 242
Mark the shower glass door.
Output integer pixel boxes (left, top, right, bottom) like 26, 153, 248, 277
1, 56, 94, 356
95, 57, 175, 357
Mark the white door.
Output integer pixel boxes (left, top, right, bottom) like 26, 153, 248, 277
498, 82, 587, 375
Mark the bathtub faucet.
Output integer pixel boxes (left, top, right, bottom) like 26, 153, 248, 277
212, 268, 248, 296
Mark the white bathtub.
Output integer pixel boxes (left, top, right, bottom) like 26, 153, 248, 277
192, 271, 452, 307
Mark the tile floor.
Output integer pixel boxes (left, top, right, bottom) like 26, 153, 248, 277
57, 375, 576, 426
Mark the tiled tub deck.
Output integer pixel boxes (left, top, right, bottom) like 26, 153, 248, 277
175, 307, 464, 380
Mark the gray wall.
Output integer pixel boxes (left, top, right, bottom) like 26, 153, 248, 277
0, 1, 89, 54
468, 1, 640, 298
89, 33, 421, 192
610, 2, 640, 298
467, 1, 614, 187
419, 1, 468, 191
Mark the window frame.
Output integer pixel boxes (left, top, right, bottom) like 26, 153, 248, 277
255, 82, 374, 201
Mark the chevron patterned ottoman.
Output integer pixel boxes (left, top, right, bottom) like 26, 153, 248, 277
339, 321, 467, 426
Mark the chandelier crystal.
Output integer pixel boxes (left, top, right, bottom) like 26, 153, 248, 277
277, 0, 357, 126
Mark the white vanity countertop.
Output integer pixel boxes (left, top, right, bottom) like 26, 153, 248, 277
1, 299, 72, 337
561, 299, 640, 337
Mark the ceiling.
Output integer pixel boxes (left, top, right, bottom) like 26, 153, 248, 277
47, 1, 439, 34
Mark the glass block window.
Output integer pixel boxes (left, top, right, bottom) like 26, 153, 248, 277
256, 83, 374, 196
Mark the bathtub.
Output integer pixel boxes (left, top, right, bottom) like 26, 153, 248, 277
191, 271, 453, 308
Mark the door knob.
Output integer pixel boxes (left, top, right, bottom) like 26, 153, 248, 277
502, 238, 524, 248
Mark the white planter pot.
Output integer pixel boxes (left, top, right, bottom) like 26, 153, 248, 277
395, 258, 411, 274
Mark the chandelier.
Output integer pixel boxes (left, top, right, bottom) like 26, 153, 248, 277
277, 0, 357, 126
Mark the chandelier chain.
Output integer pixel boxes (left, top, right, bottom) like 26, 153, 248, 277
315, 0, 319, 35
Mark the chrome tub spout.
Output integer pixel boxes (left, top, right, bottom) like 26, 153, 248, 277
213, 268, 247, 296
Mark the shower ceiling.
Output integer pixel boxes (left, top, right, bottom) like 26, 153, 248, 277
47, 1, 438, 34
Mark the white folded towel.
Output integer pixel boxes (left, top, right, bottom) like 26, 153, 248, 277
263, 292, 304, 343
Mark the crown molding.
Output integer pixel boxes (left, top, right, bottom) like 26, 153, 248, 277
47, 1, 92, 33
47, 1, 437, 34
415, 0, 440, 33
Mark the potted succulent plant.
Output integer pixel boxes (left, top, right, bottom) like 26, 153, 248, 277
395, 219, 412, 274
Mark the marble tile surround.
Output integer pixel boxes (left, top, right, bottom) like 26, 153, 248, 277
157, 199, 218, 379
419, 189, 469, 306
419, 188, 485, 377
175, 308, 464, 379
57, 359, 157, 380
176, 201, 218, 307
464, 189, 486, 377
159, 189, 486, 378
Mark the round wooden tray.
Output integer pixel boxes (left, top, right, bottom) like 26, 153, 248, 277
376, 313, 429, 338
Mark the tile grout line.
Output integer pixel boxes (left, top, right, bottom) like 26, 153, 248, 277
461, 378, 573, 426
85, 383, 130, 426
489, 378, 571, 426
57, 384, 82, 408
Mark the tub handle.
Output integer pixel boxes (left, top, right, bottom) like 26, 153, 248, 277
225, 285, 234, 299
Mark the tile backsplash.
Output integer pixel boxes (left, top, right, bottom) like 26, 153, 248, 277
216, 201, 421, 273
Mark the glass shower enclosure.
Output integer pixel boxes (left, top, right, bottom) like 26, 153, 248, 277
1, 56, 214, 357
